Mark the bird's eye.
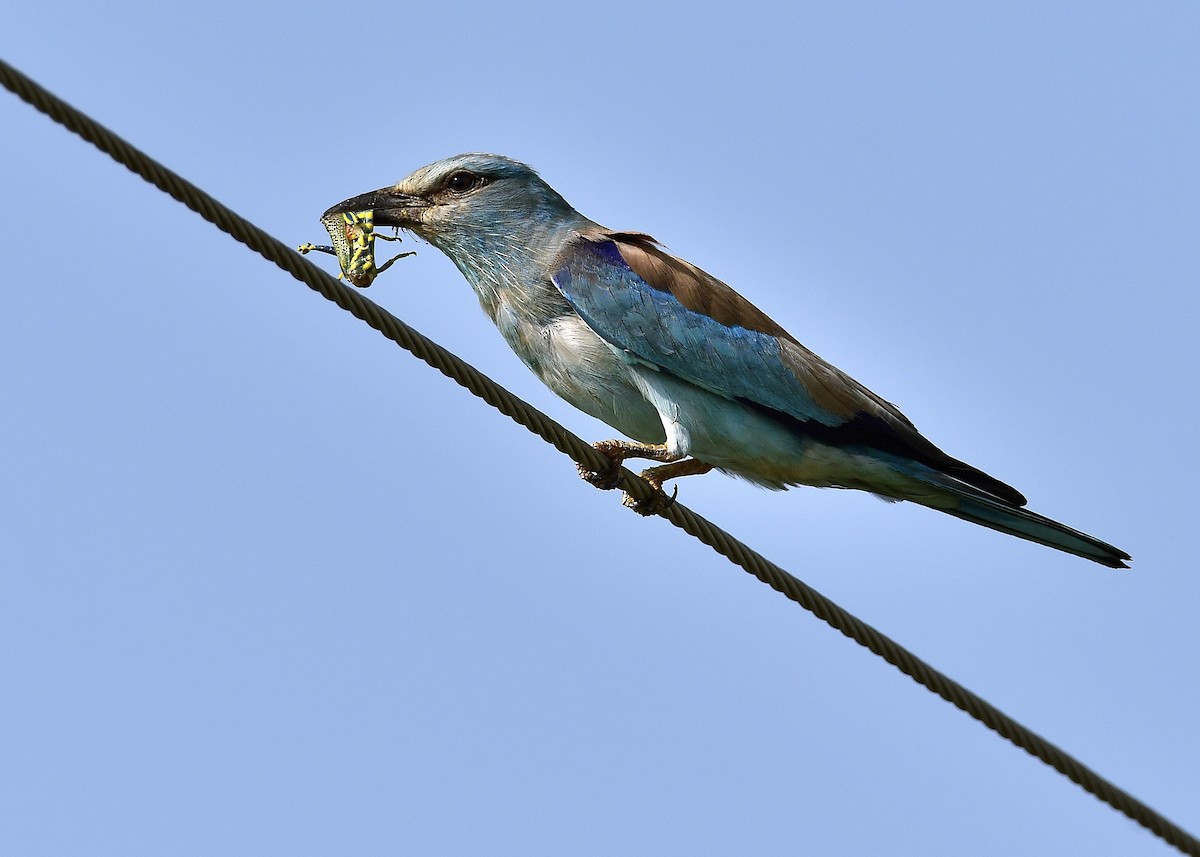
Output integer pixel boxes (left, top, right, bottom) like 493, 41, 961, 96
444, 170, 484, 194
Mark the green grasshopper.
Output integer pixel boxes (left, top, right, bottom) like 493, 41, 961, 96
297, 209, 413, 288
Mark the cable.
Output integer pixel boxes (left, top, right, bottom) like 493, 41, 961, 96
3, 58, 1195, 857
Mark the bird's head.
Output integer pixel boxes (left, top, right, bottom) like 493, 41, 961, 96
324, 154, 588, 265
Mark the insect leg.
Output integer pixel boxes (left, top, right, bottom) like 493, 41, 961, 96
297, 243, 337, 256
376, 250, 416, 274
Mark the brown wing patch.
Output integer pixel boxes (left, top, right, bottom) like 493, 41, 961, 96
777, 338, 879, 422
777, 338, 943, 431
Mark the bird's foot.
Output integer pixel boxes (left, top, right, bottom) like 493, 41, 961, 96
578, 442, 712, 516
622, 458, 715, 515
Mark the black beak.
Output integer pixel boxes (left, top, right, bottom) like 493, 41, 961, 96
323, 187, 426, 228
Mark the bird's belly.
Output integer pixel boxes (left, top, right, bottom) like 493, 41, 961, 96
500, 311, 666, 444
495, 307, 918, 495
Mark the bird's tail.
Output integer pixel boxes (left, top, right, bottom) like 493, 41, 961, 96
911, 483, 1130, 569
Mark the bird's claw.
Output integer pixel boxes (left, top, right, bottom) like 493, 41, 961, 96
577, 460, 622, 490
622, 483, 678, 517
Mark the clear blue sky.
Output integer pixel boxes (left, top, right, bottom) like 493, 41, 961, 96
3, 3, 1198, 855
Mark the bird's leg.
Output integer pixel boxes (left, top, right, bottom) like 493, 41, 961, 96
577, 440, 677, 490
623, 458, 715, 516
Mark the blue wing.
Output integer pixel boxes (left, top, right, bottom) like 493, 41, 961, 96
551, 236, 848, 427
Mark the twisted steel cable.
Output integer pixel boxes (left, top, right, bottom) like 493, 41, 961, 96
3, 58, 1195, 857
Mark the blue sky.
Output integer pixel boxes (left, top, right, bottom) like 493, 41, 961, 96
2, 3, 1198, 855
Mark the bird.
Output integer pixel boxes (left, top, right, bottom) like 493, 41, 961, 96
324, 153, 1130, 569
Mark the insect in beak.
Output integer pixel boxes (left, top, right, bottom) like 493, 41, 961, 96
297, 209, 414, 288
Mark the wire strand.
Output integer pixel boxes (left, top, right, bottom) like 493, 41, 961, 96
3, 58, 1195, 857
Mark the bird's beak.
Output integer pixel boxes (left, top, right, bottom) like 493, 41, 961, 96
323, 187, 427, 228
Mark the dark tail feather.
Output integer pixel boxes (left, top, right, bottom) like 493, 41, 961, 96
932, 494, 1130, 569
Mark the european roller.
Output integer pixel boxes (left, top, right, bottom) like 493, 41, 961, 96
326, 153, 1129, 569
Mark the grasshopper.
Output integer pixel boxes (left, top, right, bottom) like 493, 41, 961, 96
297, 209, 413, 288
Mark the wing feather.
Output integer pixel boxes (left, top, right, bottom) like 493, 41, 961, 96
551, 232, 1025, 506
